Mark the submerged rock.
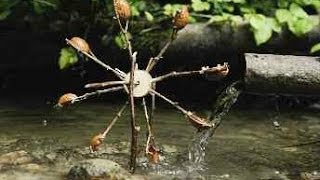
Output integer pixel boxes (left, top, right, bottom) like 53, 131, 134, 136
67, 159, 130, 180
0, 150, 33, 166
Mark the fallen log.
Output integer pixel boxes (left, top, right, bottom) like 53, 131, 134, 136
244, 53, 320, 96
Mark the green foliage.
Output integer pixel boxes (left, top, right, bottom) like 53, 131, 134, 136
58, 47, 78, 70
114, 32, 132, 49
0, 0, 20, 20
310, 43, 320, 53
1, 0, 319, 50
191, 0, 211, 12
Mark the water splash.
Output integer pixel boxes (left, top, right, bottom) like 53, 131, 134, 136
187, 81, 242, 171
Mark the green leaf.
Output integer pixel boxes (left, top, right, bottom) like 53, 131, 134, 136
191, 0, 210, 12
144, 11, 154, 22
288, 17, 315, 36
278, 0, 289, 8
131, 6, 140, 17
163, 4, 182, 16
0, 10, 10, 20
240, 5, 256, 14
310, 43, 320, 53
275, 9, 292, 23
311, 0, 320, 10
58, 47, 78, 70
267, 17, 282, 33
232, 0, 245, 4
188, 15, 197, 23
248, 14, 266, 30
114, 32, 131, 49
289, 3, 308, 18
294, 0, 313, 6
206, 15, 228, 25
253, 25, 273, 45
32, 0, 59, 14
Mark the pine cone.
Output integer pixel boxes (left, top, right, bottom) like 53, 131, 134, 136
173, 5, 189, 30
114, 0, 131, 21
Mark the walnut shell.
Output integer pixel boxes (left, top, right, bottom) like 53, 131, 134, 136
69, 37, 91, 53
173, 5, 189, 30
114, 0, 131, 21
57, 93, 77, 107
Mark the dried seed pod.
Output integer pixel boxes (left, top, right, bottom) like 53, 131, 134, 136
173, 5, 189, 30
114, 0, 131, 21
57, 93, 77, 107
68, 37, 91, 53
89, 134, 104, 152
187, 112, 212, 130
146, 144, 160, 164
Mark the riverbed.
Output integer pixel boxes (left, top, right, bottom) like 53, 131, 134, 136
0, 101, 319, 179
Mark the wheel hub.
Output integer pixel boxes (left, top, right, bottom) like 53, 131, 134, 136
124, 70, 153, 97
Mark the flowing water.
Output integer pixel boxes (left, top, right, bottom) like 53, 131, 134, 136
0, 94, 319, 179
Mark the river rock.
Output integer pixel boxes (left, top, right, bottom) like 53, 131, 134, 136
67, 159, 130, 180
0, 150, 33, 165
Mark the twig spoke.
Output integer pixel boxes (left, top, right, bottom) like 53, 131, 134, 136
101, 102, 129, 138
72, 86, 124, 103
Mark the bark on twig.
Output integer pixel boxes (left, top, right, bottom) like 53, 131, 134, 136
149, 89, 212, 129
142, 98, 154, 154
129, 52, 137, 173
65, 38, 125, 79
146, 29, 177, 72
72, 86, 124, 103
152, 63, 229, 83
101, 102, 128, 138
85, 80, 126, 89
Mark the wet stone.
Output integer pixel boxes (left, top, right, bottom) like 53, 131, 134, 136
67, 159, 130, 180
0, 150, 33, 166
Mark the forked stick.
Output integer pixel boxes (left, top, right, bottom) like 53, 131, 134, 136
152, 63, 229, 83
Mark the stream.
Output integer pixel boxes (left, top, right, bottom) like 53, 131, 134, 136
0, 95, 319, 179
